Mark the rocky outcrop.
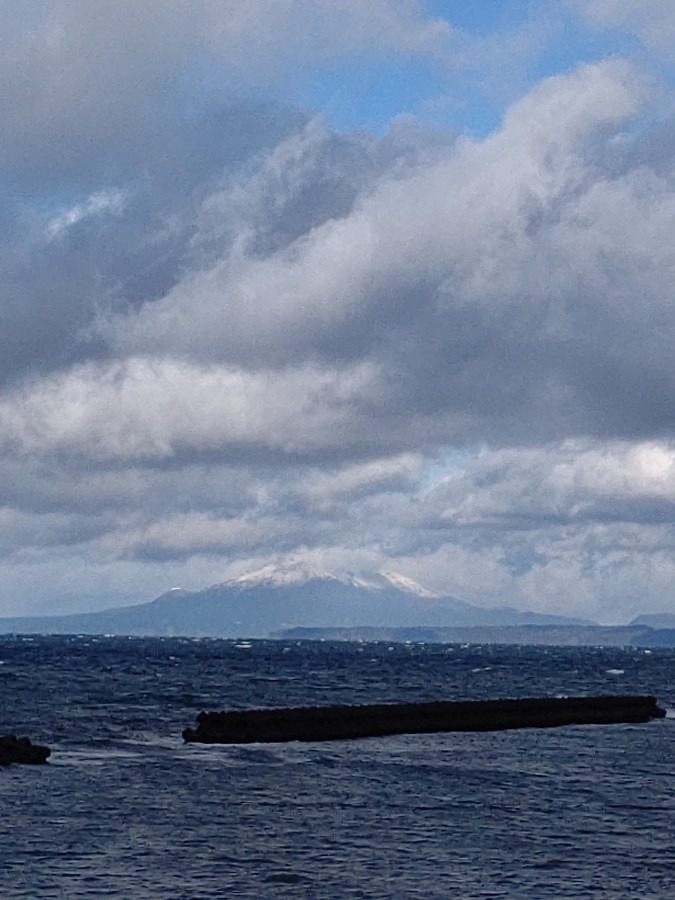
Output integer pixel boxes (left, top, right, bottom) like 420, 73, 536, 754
183, 695, 666, 745
0, 734, 51, 766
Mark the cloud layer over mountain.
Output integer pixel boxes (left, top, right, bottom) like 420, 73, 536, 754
3, 1, 675, 621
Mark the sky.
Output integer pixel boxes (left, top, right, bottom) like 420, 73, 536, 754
4, 0, 675, 624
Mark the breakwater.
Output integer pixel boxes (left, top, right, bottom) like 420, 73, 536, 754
183, 694, 665, 744
0, 734, 51, 766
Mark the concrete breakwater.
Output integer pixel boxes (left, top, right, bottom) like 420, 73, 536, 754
183, 695, 666, 744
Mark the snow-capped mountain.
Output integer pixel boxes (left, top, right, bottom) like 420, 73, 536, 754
0, 559, 593, 637
225, 560, 441, 598
226, 560, 343, 589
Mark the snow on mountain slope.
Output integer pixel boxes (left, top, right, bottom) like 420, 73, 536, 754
225, 559, 441, 597
227, 560, 339, 588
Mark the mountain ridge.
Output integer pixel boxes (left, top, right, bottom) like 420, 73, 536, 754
0, 562, 593, 637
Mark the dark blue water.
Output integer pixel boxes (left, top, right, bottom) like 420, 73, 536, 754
1, 636, 675, 898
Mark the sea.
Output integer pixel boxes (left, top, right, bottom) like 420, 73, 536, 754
1, 636, 675, 899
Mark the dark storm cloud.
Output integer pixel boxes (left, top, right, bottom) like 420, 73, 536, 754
0, 0, 445, 390
0, 98, 312, 384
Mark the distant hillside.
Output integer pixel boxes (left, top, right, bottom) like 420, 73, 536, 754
274, 624, 675, 647
630, 613, 675, 629
0, 561, 591, 638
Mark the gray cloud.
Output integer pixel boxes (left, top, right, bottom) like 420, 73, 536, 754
0, 0, 450, 183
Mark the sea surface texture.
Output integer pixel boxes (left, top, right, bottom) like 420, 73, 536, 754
1, 636, 675, 899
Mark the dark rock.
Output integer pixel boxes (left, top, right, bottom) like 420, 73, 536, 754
0, 734, 51, 766
183, 695, 666, 745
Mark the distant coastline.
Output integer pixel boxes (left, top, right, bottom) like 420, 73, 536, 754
272, 624, 675, 648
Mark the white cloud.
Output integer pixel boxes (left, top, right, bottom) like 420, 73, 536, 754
7, 24, 655, 373
45, 189, 127, 239
427, 441, 675, 527
0, 357, 379, 461
299, 454, 423, 504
